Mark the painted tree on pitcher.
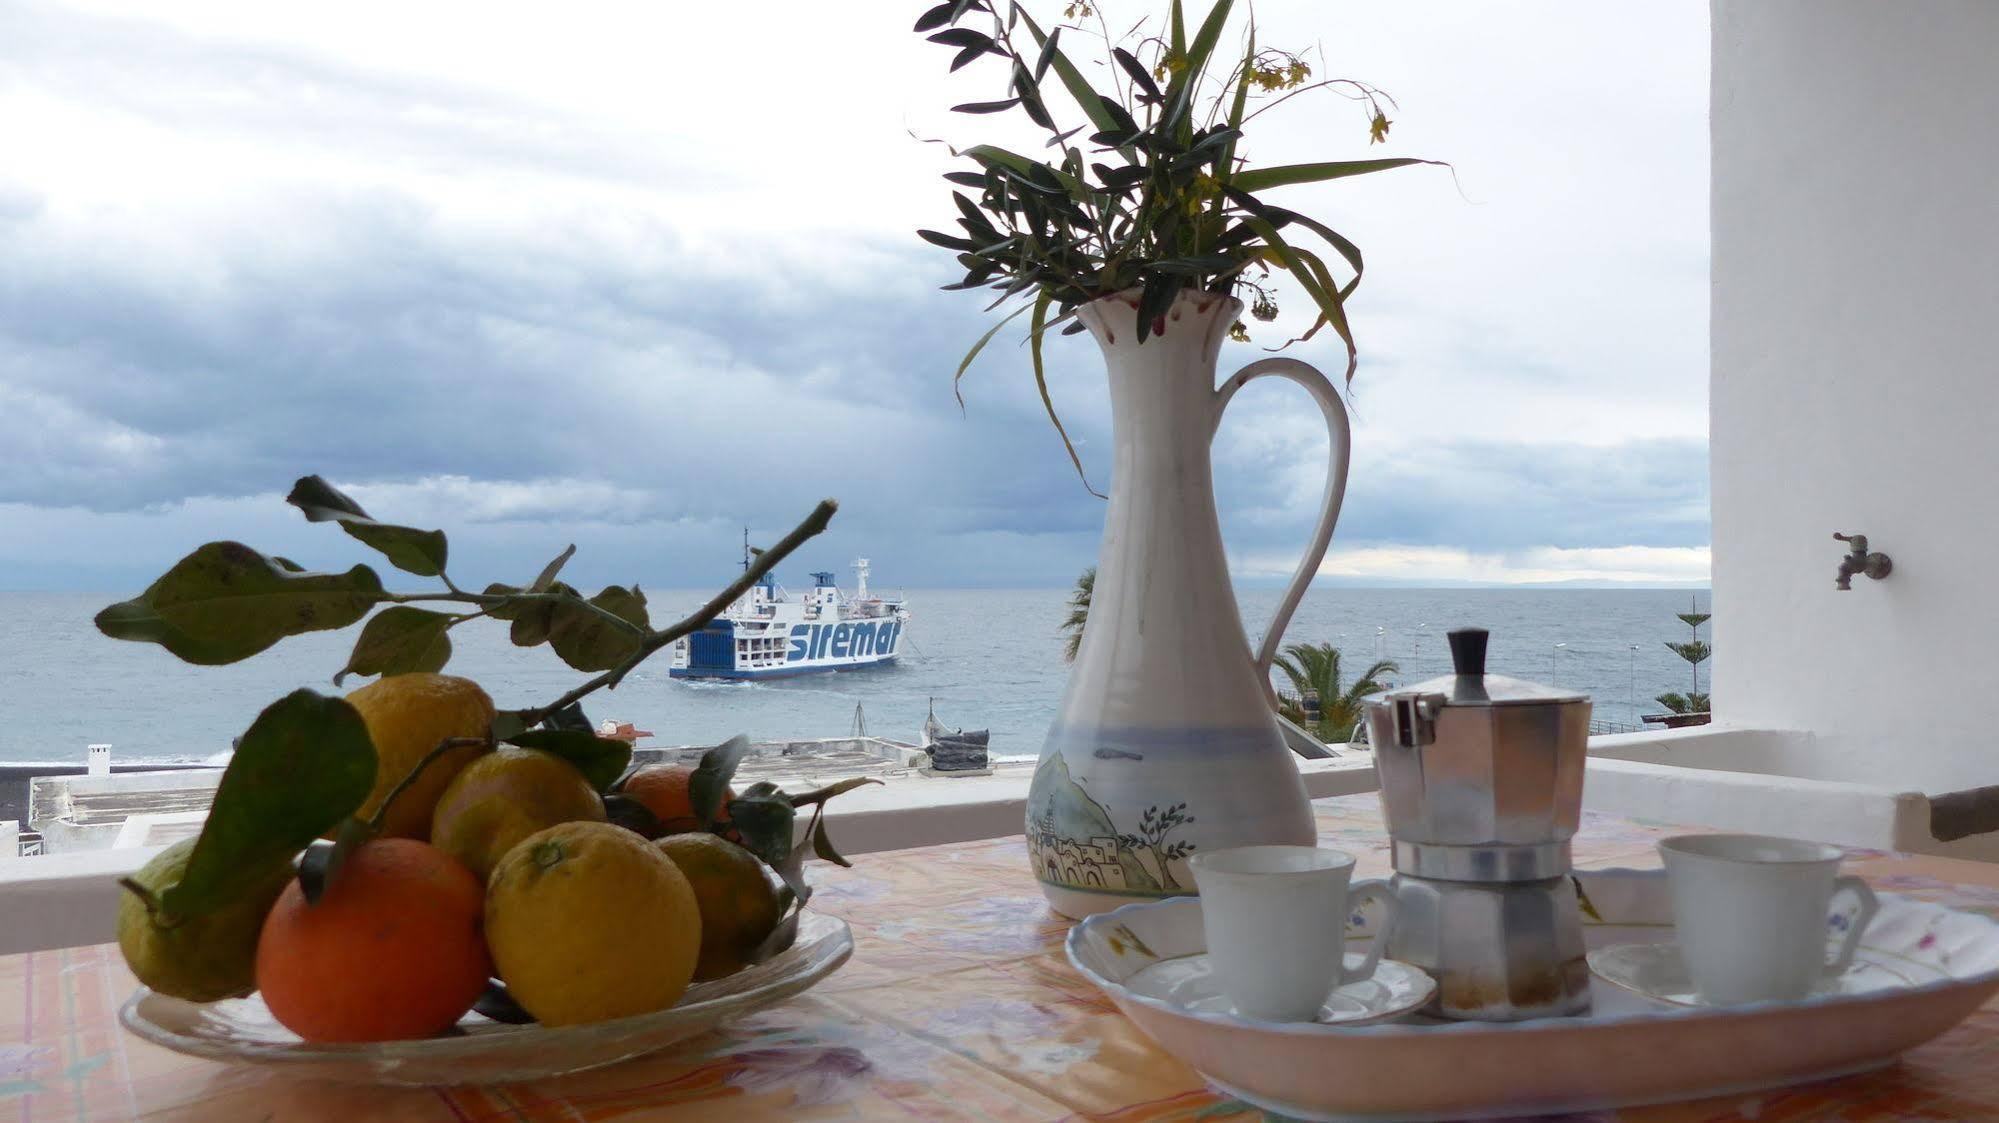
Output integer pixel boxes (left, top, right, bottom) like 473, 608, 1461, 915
1120, 803, 1196, 891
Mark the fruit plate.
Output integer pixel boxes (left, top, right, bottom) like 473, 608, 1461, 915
119, 909, 852, 1086
1067, 870, 1999, 1122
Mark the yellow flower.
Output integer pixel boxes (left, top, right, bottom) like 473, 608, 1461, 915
1229, 321, 1251, 343
1370, 111, 1392, 145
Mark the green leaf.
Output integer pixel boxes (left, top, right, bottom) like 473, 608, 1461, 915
297, 816, 376, 906
507, 582, 644, 669
480, 583, 529, 620
810, 807, 854, 868
471, 981, 536, 1025
490, 709, 532, 740
95, 542, 385, 665
1135, 272, 1183, 342
1158, 0, 1233, 140
961, 145, 1083, 195
794, 776, 886, 804
530, 544, 576, 592
1027, 290, 1102, 498
688, 735, 751, 827
503, 730, 633, 792
919, 228, 981, 251
951, 300, 1035, 406
1015, 10, 1124, 141
913, 0, 958, 32
285, 476, 448, 578
726, 792, 796, 869
335, 606, 453, 685
1241, 215, 1357, 378
1113, 47, 1160, 102
1229, 158, 1438, 193
603, 793, 664, 839
158, 690, 377, 918
927, 27, 997, 51
543, 585, 648, 672
951, 98, 1022, 114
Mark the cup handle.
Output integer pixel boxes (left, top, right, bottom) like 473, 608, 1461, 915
1825, 875, 1879, 976
1340, 879, 1401, 986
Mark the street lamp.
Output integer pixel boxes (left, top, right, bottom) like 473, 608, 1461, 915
1628, 644, 1640, 725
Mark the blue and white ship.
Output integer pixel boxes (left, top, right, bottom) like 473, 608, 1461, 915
668, 550, 911, 681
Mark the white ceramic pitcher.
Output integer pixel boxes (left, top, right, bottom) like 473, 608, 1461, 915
1026, 289, 1354, 919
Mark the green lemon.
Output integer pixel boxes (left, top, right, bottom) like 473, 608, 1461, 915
117, 838, 293, 1003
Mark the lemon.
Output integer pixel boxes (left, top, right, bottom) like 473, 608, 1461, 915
431, 747, 606, 882
117, 838, 292, 1003
485, 821, 701, 1026
345, 673, 494, 839
657, 833, 781, 980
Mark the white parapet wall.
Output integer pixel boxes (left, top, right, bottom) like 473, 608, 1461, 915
0, 755, 1382, 955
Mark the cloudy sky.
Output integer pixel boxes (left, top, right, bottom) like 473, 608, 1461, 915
0, 0, 1709, 592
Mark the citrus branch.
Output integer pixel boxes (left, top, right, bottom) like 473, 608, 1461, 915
366, 736, 490, 832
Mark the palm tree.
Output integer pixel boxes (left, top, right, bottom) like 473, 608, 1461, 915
1655, 691, 1711, 715
1272, 643, 1398, 745
1060, 567, 1095, 663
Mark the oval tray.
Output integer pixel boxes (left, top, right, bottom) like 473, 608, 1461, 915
1066, 870, 1999, 1122
121, 909, 853, 1086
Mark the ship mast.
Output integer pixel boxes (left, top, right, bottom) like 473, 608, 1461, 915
854, 557, 871, 599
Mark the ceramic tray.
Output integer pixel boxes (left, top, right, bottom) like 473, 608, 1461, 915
1067, 870, 1999, 1122
121, 910, 852, 1086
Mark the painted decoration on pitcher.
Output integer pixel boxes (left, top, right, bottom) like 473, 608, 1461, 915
1027, 754, 1198, 898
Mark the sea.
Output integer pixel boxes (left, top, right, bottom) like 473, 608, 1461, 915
0, 588, 1710, 767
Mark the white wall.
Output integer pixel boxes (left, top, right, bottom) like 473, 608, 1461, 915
1711, 0, 1999, 794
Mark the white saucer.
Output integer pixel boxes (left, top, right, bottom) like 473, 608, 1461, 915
1121, 952, 1436, 1027
1588, 940, 1948, 1007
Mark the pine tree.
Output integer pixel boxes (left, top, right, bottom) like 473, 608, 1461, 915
1658, 597, 1712, 715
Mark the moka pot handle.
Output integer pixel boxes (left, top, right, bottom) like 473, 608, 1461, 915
1213, 358, 1353, 706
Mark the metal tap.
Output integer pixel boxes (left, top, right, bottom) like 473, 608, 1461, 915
1833, 532, 1893, 590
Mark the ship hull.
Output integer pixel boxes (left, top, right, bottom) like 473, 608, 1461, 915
670, 613, 908, 680
669, 655, 899, 681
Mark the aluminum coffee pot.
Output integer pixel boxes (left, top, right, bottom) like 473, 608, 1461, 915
1363, 627, 1594, 1020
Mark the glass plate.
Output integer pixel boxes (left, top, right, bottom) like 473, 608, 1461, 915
119, 910, 853, 1086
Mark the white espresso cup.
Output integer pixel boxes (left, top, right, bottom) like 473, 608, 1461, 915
1188, 845, 1400, 1022
1658, 833, 1879, 1005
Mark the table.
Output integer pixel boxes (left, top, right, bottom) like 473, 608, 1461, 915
8, 794, 1999, 1121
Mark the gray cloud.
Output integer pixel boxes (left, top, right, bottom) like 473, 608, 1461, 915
0, 0, 1711, 590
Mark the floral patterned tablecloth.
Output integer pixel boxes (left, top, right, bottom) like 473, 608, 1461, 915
7, 794, 1999, 1122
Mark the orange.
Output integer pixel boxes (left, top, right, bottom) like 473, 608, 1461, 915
345, 673, 495, 839
485, 821, 701, 1026
431, 747, 606, 882
621, 763, 733, 836
255, 838, 491, 1043
657, 833, 782, 980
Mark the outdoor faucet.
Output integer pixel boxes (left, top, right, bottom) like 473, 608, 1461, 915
1833, 532, 1893, 590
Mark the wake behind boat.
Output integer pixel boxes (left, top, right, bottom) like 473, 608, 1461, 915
669, 539, 911, 680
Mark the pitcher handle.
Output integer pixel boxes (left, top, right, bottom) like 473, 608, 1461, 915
1213, 358, 1354, 704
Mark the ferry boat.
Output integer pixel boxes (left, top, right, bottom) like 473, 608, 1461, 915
668, 546, 911, 680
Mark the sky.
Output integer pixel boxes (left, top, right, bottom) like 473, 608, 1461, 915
0, 0, 1711, 593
